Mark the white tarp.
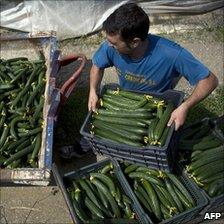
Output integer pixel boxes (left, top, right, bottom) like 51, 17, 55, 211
1, 0, 224, 40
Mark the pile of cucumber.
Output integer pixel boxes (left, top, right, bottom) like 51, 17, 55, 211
0, 57, 46, 168
123, 163, 196, 222
179, 122, 224, 197
91, 88, 175, 147
68, 163, 137, 223
179, 121, 224, 197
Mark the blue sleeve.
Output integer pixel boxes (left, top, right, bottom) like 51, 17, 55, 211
92, 42, 114, 69
174, 48, 210, 85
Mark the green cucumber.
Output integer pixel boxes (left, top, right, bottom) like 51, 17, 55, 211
156, 104, 164, 119
3, 145, 33, 167
201, 172, 224, 184
18, 127, 42, 138
192, 126, 210, 140
157, 186, 178, 210
173, 185, 193, 209
0, 124, 10, 149
0, 84, 14, 90
166, 173, 195, 207
10, 116, 27, 140
90, 173, 116, 197
193, 146, 224, 160
25, 64, 43, 87
103, 94, 140, 105
91, 179, 121, 218
29, 133, 41, 162
11, 85, 32, 106
79, 179, 102, 209
135, 166, 160, 177
103, 96, 147, 109
6, 57, 28, 63
15, 139, 31, 153
190, 152, 224, 171
151, 183, 173, 211
179, 136, 222, 151
114, 186, 123, 207
147, 118, 159, 143
164, 177, 184, 213
207, 179, 224, 197
26, 81, 45, 107
160, 204, 173, 220
118, 90, 145, 101
96, 187, 110, 210
100, 163, 113, 174
94, 128, 143, 147
193, 159, 224, 181
159, 126, 170, 147
124, 164, 138, 174
0, 107, 7, 132
33, 96, 45, 122
106, 123, 148, 135
192, 138, 222, 151
129, 171, 164, 187
134, 185, 152, 213
84, 196, 105, 219
141, 179, 162, 221
96, 108, 153, 119
92, 120, 143, 141
154, 102, 175, 141
123, 197, 133, 219
72, 198, 89, 223
10, 68, 27, 84
94, 115, 146, 127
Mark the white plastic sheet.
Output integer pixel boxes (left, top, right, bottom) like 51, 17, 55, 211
1, 0, 223, 40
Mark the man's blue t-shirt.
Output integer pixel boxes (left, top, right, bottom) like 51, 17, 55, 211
92, 34, 210, 92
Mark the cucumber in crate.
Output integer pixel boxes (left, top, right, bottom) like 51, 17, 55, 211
0, 57, 46, 168
178, 117, 224, 205
90, 88, 174, 147
118, 161, 208, 224
64, 160, 140, 224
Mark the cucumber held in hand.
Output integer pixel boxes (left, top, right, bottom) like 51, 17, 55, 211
154, 102, 175, 141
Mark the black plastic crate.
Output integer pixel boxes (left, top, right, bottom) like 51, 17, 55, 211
203, 193, 224, 213
113, 160, 208, 224
179, 116, 224, 212
178, 116, 224, 146
183, 167, 224, 215
80, 84, 184, 172
52, 159, 150, 224
92, 147, 171, 172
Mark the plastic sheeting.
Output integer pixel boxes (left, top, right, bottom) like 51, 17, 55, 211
1, 0, 224, 40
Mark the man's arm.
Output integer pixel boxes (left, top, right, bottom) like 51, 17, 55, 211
168, 72, 219, 130
88, 64, 104, 111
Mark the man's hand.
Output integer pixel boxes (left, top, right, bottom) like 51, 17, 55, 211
167, 72, 218, 131
167, 103, 189, 131
88, 65, 104, 111
88, 90, 98, 112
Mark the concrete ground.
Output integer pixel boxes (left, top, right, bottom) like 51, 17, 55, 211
1, 8, 224, 224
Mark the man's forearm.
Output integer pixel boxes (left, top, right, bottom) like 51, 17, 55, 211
167, 72, 218, 130
182, 72, 218, 110
90, 65, 104, 93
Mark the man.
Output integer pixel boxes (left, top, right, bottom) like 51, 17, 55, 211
88, 3, 218, 131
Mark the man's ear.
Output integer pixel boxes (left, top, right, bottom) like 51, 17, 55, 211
132, 38, 141, 48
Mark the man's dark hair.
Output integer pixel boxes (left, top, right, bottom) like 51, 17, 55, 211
103, 3, 150, 42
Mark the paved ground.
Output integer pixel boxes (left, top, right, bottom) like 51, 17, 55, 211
1, 8, 224, 224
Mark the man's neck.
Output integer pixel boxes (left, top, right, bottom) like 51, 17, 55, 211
129, 39, 149, 60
